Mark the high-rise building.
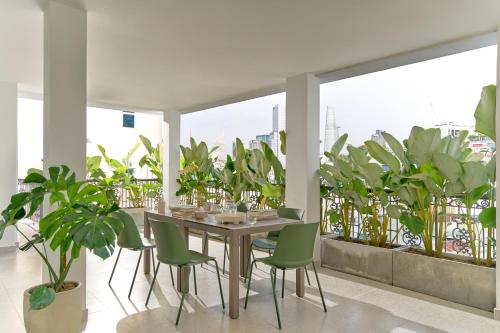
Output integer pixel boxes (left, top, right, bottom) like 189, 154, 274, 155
324, 106, 340, 153
434, 122, 495, 161
370, 129, 387, 147
271, 104, 286, 165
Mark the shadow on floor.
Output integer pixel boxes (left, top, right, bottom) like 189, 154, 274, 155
114, 267, 451, 333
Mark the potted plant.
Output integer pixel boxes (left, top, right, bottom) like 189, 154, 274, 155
0, 166, 126, 333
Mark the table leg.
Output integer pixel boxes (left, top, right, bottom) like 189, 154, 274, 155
229, 234, 240, 319
296, 268, 305, 297
143, 212, 151, 274
202, 232, 209, 257
177, 227, 190, 293
240, 235, 251, 277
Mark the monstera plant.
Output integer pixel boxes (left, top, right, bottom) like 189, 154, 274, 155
0, 166, 125, 320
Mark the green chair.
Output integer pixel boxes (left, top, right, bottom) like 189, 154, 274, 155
245, 207, 311, 294
206, 201, 249, 274
108, 211, 175, 298
244, 222, 326, 329
145, 218, 225, 325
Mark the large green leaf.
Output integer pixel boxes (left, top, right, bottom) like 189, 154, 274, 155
474, 85, 496, 141
330, 133, 348, 158
461, 161, 488, 192
29, 286, 56, 310
432, 152, 462, 182
347, 145, 369, 166
479, 207, 496, 229
400, 214, 424, 235
406, 127, 441, 166
365, 140, 400, 173
381, 132, 406, 166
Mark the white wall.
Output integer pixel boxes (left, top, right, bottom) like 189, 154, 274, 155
17, 101, 163, 178
0, 82, 18, 247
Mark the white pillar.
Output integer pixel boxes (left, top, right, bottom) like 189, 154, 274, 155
43, 0, 87, 312
0, 82, 18, 248
163, 110, 181, 206
285, 73, 321, 256
494, 29, 500, 321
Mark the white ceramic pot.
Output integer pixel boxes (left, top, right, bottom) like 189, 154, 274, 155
23, 281, 83, 333
124, 207, 147, 228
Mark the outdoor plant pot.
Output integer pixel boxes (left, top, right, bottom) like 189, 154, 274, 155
124, 207, 147, 228
393, 249, 496, 311
23, 281, 83, 333
320, 236, 395, 284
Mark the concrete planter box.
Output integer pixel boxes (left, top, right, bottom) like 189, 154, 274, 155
393, 249, 496, 311
321, 236, 394, 284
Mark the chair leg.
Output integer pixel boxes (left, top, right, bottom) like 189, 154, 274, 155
244, 244, 253, 283
145, 262, 160, 306
244, 259, 256, 309
252, 249, 258, 268
312, 262, 327, 312
128, 250, 143, 299
211, 259, 225, 309
169, 265, 175, 287
193, 265, 198, 295
223, 237, 228, 274
175, 292, 187, 325
270, 267, 282, 329
108, 248, 122, 286
281, 269, 285, 298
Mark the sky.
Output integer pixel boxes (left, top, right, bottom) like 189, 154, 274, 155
181, 45, 497, 154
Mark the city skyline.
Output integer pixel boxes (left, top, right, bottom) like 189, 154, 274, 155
181, 45, 496, 156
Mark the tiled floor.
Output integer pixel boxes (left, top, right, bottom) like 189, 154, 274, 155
1, 235, 500, 333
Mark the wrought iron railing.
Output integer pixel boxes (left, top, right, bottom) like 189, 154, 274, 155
321, 193, 496, 260
17, 178, 162, 223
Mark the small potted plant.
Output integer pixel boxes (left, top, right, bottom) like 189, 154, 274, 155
0, 166, 127, 333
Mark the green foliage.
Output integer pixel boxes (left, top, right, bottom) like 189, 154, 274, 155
0, 166, 128, 310
319, 85, 497, 262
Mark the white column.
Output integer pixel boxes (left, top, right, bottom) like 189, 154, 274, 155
0, 82, 18, 248
494, 29, 500, 321
285, 73, 321, 253
43, 1, 87, 312
163, 110, 181, 206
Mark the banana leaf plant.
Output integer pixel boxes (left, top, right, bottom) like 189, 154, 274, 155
0, 166, 126, 310
319, 134, 361, 240
177, 138, 218, 206
475, 84, 496, 266
138, 135, 164, 184
96, 142, 161, 208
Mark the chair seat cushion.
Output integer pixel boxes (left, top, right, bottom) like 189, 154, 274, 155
256, 256, 311, 269
252, 238, 277, 250
188, 250, 213, 264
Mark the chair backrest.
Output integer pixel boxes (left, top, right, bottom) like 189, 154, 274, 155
272, 222, 319, 267
277, 207, 305, 220
114, 210, 143, 249
150, 218, 191, 266
268, 207, 305, 239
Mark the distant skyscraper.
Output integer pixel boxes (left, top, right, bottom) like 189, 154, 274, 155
324, 106, 340, 153
272, 104, 286, 165
370, 129, 387, 147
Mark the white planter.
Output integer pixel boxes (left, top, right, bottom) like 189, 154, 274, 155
23, 281, 83, 333
321, 236, 395, 284
124, 207, 147, 228
393, 249, 496, 311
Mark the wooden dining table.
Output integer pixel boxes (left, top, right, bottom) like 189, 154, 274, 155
142, 210, 305, 319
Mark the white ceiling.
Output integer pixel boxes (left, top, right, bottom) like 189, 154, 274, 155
1, 0, 500, 113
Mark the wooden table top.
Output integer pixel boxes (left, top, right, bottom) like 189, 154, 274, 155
145, 210, 301, 236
